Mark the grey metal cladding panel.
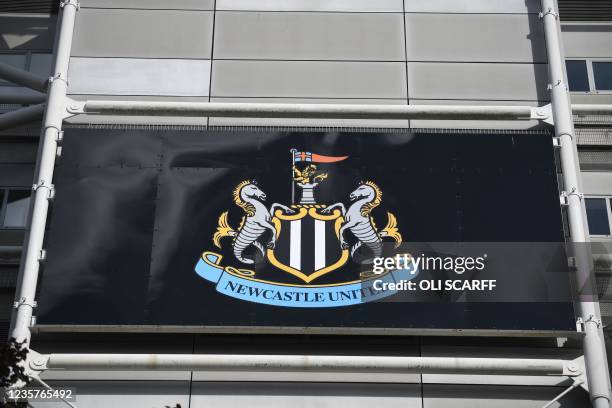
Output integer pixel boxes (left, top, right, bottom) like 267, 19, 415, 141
80, 0, 214, 9
72, 9, 213, 58
406, 14, 547, 63
423, 384, 590, 408
68, 58, 211, 96
561, 25, 612, 58
190, 382, 422, 408
405, 0, 540, 13
407, 62, 549, 101
211, 61, 407, 99
214, 12, 405, 61
216, 0, 403, 12
32, 381, 191, 408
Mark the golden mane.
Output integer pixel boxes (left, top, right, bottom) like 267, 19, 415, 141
232, 180, 256, 216
360, 180, 382, 217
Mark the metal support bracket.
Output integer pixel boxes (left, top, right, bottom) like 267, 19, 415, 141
531, 103, 553, 125
13, 297, 37, 310
32, 180, 56, 201
577, 315, 603, 331
60, 0, 80, 10
26, 349, 49, 378
539, 8, 559, 19
48, 73, 69, 87
560, 188, 583, 206
562, 356, 585, 378
547, 80, 568, 93
64, 98, 85, 119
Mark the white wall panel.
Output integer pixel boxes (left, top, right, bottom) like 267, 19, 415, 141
80, 0, 214, 9
562, 25, 612, 58
405, 0, 540, 14
569, 93, 612, 104
209, 97, 409, 128
406, 14, 546, 63
582, 171, 612, 195
214, 12, 405, 61
408, 62, 549, 101
211, 61, 407, 99
190, 382, 422, 408
68, 58, 211, 96
72, 9, 213, 58
216, 0, 403, 12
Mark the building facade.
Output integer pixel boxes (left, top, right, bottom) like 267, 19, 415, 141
1, 0, 612, 406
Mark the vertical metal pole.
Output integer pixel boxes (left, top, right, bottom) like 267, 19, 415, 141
540, 1, 611, 407
9, 0, 79, 345
290, 149, 296, 204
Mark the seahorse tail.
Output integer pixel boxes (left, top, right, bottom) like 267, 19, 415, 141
233, 223, 265, 264
366, 241, 383, 258
233, 239, 254, 264
352, 228, 383, 258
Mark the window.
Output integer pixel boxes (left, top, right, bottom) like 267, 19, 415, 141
566, 59, 612, 93
593, 62, 612, 91
585, 197, 612, 237
0, 189, 31, 229
566, 60, 590, 92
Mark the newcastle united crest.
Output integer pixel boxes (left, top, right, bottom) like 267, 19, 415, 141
194, 149, 416, 307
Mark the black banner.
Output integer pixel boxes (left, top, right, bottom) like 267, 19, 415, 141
37, 129, 576, 333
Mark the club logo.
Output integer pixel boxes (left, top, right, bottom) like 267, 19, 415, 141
194, 149, 416, 307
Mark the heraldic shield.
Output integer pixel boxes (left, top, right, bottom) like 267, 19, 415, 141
267, 206, 349, 283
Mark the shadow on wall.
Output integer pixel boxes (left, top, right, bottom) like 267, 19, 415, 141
526, 0, 551, 103
0, 14, 57, 50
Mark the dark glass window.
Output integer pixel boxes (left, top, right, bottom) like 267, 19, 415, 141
566, 60, 590, 92
585, 198, 610, 236
593, 62, 612, 91
2, 190, 30, 228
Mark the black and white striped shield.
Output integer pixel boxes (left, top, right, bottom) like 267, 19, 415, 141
267, 206, 349, 283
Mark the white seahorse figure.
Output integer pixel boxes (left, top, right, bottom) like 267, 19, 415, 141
213, 180, 293, 264
322, 181, 402, 261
